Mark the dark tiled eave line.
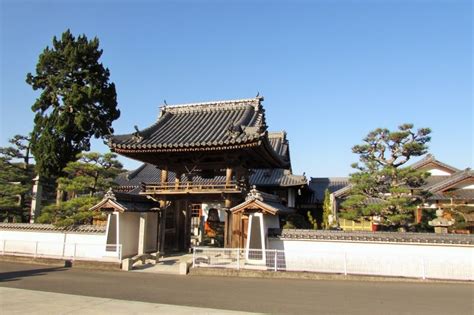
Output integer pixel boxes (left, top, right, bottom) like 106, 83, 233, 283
112, 140, 260, 153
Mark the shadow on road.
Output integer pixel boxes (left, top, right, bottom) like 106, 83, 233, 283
0, 266, 68, 283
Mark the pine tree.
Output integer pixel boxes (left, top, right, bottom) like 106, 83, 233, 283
0, 135, 34, 222
26, 30, 120, 179
38, 152, 123, 226
340, 124, 431, 228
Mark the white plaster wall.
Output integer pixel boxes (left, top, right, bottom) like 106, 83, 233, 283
287, 189, 296, 208
264, 215, 280, 230
454, 182, 474, 189
0, 230, 109, 260
268, 239, 474, 280
426, 169, 452, 176
118, 212, 140, 257
263, 215, 280, 250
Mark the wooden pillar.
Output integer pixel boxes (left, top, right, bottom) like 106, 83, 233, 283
183, 200, 190, 250
175, 172, 180, 189
224, 209, 232, 248
226, 167, 233, 186
156, 211, 161, 253
231, 212, 241, 248
159, 209, 167, 253
161, 167, 168, 184
174, 201, 180, 251
224, 167, 234, 248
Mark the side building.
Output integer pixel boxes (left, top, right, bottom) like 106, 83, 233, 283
313, 154, 473, 232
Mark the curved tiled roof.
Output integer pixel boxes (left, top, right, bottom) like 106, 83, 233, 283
425, 169, 473, 193
110, 98, 267, 151
90, 190, 159, 212
268, 131, 290, 162
231, 189, 294, 215
306, 177, 350, 203
114, 128, 306, 192
410, 154, 460, 173
250, 169, 306, 187
427, 189, 474, 201
109, 97, 289, 169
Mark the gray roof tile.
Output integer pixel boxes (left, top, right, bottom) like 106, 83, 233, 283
111, 98, 266, 150
306, 177, 350, 203
425, 169, 473, 193
410, 154, 460, 173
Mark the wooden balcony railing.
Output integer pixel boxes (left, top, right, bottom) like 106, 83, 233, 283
140, 181, 243, 195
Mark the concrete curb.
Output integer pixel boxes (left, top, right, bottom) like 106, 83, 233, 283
189, 267, 473, 284
0, 255, 120, 271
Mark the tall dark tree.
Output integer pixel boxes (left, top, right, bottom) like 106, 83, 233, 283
341, 124, 431, 228
26, 30, 120, 179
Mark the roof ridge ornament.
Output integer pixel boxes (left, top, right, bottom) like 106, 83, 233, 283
104, 188, 117, 201
246, 186, 263, 201
132, 125, 143, 143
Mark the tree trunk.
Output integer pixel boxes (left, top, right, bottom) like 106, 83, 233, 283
56, 186, 66, 206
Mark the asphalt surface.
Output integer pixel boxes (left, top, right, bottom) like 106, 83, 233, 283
0, 261, 473, 314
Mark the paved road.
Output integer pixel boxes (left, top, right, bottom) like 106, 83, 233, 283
0, 262, 472, 314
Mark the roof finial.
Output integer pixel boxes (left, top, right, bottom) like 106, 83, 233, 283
133, 125, 143, 142
255, 91, 260, 98
105, 188, 116, 201
164, 99, 168, 106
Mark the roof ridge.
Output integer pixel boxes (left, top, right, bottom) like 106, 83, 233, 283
159, 97, 263, 114
427, 168, 474, 192
310, 177, 349, 182
268, 131, 287, 138
410, 154, 460, 172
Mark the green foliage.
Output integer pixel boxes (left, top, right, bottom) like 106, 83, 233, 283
448, 205, 474, 231
0, 135, 32, 168
26, 30, 120, 178
38, 152, 122, 227
38, 196, 101, 227
283, 213, 311, 229
322, 189, 331, 229
341, 124, 431, 228
0, 135, 34, 222
307, 211, 318, 230
58, 152, 123, 196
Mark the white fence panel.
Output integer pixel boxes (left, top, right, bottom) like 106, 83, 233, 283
0, 239, 121, 262
192, 246, 473, 281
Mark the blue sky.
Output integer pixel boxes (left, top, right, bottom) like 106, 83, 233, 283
1, 0, 472, 177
